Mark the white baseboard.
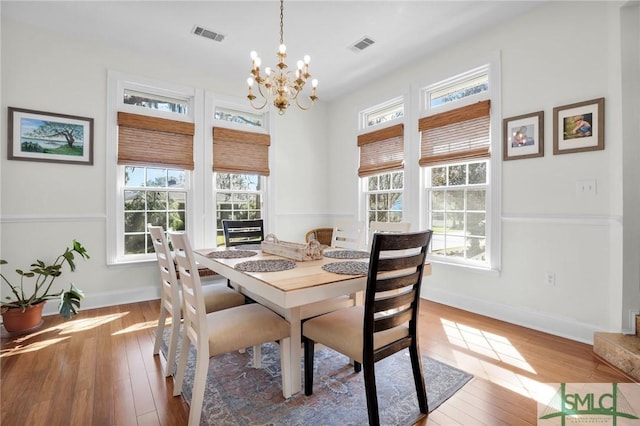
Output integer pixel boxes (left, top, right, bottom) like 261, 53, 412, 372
42, 286, 161, 317
422, 287, 600, 345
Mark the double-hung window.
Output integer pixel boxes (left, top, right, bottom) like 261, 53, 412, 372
420, 65, 498, 269
212, 107, 269, 246
359, 98, 406, 240
108, 72, 196, 263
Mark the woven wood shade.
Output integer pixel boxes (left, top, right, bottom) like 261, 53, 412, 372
213, 127, 271, 176
357, 123, 404, 177
419, 100, 491, 167
117, 112, 195, 170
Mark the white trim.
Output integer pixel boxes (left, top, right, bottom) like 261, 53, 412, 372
0, 214, 106, 223
422, 286, 602, 344
502, 213, 623, 226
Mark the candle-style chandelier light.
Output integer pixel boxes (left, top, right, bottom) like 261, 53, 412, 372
247, 0, 318, 115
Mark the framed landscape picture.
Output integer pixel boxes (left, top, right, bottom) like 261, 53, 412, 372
553, 97, 604, 155
8, 107, 94, 165
502, 111, 544, 161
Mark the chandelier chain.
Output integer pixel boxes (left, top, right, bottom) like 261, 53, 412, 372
280, 0, 284, 46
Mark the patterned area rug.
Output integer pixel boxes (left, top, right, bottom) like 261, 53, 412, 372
160, 329, 472, 426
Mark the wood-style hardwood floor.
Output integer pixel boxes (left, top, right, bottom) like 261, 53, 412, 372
1, 299, 632, 425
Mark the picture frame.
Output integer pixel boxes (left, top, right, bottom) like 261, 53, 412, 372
8, 107, 94, 165
553, 97, 604, 155
502, 111, 544, 161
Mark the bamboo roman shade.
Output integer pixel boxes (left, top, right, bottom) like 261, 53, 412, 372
357, 123, 404, 177
117, 112, 195, 170
418, 100, 491, 167
213, 127, 271, 176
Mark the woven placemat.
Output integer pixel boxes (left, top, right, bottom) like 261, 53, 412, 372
234, 243, 263, 251
322, 261, 369, 275
234, 259, 296, 273
323, 250, 370, 259
206, 250, 257, 259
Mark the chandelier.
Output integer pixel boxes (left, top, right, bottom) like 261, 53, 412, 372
247, 0, 318, 115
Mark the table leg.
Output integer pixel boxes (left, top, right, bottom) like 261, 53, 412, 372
283, 306, 302, 397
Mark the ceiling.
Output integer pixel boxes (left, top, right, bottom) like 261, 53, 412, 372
1, 1, 544, 101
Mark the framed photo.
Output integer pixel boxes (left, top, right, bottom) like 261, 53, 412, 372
502, 111, 544, 161
553, 97, 604, 155
8, 107, 94, 165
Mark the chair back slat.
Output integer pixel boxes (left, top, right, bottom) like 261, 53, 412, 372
374, 307, 413, 332
148, 225, 180, 313
331, 219, 365, 250
169, 232, 207, 347
374, 290, 415, 313
222, 219, 265, 247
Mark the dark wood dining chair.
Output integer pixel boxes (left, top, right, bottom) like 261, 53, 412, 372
303, 230, 433, 426
222, 219, 264, 247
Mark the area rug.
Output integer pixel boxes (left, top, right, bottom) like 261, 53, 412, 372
159, 328, 472, 426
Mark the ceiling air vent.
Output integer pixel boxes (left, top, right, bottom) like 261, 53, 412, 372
351, 36, 375, 52
192, 26, 225, 42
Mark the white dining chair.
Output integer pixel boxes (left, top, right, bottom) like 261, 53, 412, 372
169, 231, 291, 426
331, 219, 365, 250
367, 221, 411, 250
149, 225, 246, 377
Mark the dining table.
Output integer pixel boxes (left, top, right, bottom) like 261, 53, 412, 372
193, 244, 431, 398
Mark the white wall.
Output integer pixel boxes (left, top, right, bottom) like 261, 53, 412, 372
327, 1, 631, 343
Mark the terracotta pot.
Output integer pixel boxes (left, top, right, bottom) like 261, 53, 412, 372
1, 301, 46, 333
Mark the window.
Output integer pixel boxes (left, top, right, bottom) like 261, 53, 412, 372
108, 71, 197, 264
424, 67, 488, 109
124, 166, 187, 254
362, 98, 404, 128
365, 171, 404, 223
214, 173, 264, 245
420, 64, 498, 269
428, 162, 487, 262
212, 121, 270, 247
359, 98, 406, 234
214, 106, 263, 128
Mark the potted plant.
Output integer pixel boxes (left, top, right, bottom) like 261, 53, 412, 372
1, 239, 90, 334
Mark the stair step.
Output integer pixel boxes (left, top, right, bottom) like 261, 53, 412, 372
593, 332, 640, 381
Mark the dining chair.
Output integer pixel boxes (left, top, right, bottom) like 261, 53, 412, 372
331, 219, 365, 250
148, 225, 246, 377
304, 227, 333, 246
222, 219, 264, 247
303, 230, 433, 426
169, 231, 291, 426
367, 221, 411, 250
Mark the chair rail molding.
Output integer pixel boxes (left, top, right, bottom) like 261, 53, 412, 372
501, 213, 622, 227
1, 213, 107, 224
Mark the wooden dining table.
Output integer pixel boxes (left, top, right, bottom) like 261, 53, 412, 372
193, 245, 431, 398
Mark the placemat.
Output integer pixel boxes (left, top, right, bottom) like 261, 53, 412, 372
322, 261, 369, 275
205, 250, 257, 259
234, 259, 296, 273
324, 250, 370, 259
233, 243, 263, 251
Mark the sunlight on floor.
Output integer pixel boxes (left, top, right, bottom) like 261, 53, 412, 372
1, 312, 129, 358
112, 318, 165, 335
441, 318, 536, 373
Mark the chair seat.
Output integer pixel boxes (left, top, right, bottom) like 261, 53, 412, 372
303, 306, 409, 362
206, 304, 290, 357
202, 283, 246, 313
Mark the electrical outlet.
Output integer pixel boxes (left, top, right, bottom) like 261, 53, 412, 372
545, 272, 556, 286
576, 179, 597, 196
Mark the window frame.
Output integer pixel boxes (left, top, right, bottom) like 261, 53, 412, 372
107, 71, 201, 264
418, 57, 502, 272
358, 95, 409, 239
